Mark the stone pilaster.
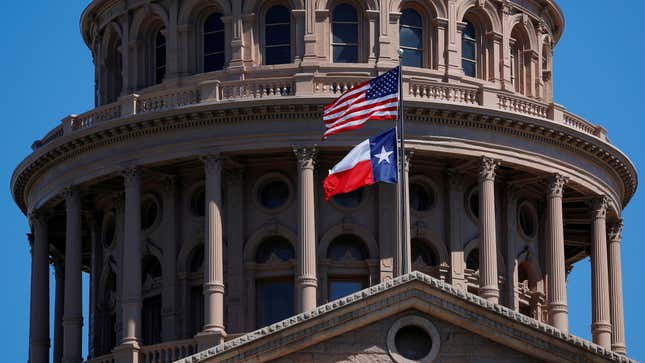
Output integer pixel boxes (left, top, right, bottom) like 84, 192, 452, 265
447, 171, 465, 290
197, 155, 226, 348
225, 167, 245, 333
63, 187, 83, 363
114, 167, 141, 363
54, 262, 65, 363
608, 220, 626, 354
478, 157, 500, 303
294, 147, 318, 312
504, 184, 519, 311
546, 174, 568, 331
29, 211, 50, 363
591, 196, 612, 349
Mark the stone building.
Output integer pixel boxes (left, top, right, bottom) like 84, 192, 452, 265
13, 0, 638, 362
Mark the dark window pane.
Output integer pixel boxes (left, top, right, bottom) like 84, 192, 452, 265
332, 23, 358, 44
204, 53, 225, 72
265, 46, 291, 65
259, 281, 294, 326
256, 236, 295, 263
327, 235, 368, 260
266, 24, 291, 45
266, 5, 290, 23
401, 49, 422, 67
333, 45, 358, 63
204, 13, 224, 32
332, 4, 357, 22
204, 32, 224, 54
463, 21, 476, 39
142, 295, 162, 345
329, 280, 364, 300
395, 325, 432, 360
400, 27, 422, 49
155, 67, 166, 85
462, 41, 476, 60
401, 8, 422, 27
189, 245, 204, 273
463, 60, 476, 77
411, 239, 438, 266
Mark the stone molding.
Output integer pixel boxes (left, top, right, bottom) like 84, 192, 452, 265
175, 271, 636, 363
608, 220, 624, 244
547, 173, 568, 198
11, 103, 635, 215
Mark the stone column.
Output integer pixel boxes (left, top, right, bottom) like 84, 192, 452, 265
197, 156, 226, 348
63, 187, 83, 363
294, 147, 318, 312
608, 220, 626, 354
29, 212, 50, 363
365, 10, 378, 64
546, 174, 568, 331
54, 262, 65, 363
478, 157, 500, 303
447, 171, 465, 290
225, 168, 245, 333
115, 167, 141, 363
591, 196, 612, 349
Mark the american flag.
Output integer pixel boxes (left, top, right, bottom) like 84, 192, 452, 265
323, 67, 399, 139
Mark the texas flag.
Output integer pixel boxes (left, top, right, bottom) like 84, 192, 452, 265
323, 128, 398, 200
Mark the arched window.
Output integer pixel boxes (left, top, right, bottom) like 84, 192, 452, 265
510, 25, 531, 95
331, 3, 359, 63
104, 34, 122, 104
188, 245, 204, 337
254, 236, 295, 327
461, 21, 477, 77
326, 234, 369, 301
155, 28, 166, 84
203, 13, 225, 72
411, 239, 438, 267
400, 8, 423, 67
264, 5, 291, 65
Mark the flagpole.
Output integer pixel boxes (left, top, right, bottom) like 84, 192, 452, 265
397, 49, 410, 275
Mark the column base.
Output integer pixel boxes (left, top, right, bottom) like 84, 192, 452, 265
548, 303, 568, 332
112, 342, 140, 363
479, 286, 499, 304
195, 329, 226, 351
591, 321, 612, 349
611, 343, 627, 355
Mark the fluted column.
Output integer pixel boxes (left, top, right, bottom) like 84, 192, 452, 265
294, 147, 318, 312
29, 212, 50, 363
198, 156, 225, 348
591, 196, 612, 349
53, 262, 65, 363
478, 157, 500, 303
120, 168, 141, 349
608, 221, 626, 354
63, 187, 83, 363
546, 174, 568, 331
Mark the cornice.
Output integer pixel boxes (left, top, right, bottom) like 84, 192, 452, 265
10, 100, 637, 215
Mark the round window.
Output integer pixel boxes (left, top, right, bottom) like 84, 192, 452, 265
387, 315, 440, 363
332, 188, 363, 209
410, 182, 434, 212
102, 214, 116, 248
258, 179, 290, 210
395, 325, 432, 360
518, 203, 536, 238
190, 186, 205, 217
141, 196, 159, 231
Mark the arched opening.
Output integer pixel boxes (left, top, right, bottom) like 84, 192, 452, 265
188, 244, 204, 337
254, 236, 295, 327
141, 254, 162, 345
264, 5, 291, 65
411, 238, 440, 276
103, 32, 122, 104
510, 24, 532, 96
325, 234, 370, 301
203, 13, 225, 72
331, 3, 359, 63
400, 8, 423, 67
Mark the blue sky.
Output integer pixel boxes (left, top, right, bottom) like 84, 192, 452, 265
0, 1, 643, 362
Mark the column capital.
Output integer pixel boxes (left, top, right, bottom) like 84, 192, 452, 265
121, 166, 140, 188
608, 219, 624, 243
479, 156, 500, 181
63, 186, 81, 211
202, 154, 223, 175
591, 196, 609, 220
547, 174, 568, 198
293, 146, 317, 170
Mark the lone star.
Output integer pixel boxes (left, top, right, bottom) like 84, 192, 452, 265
375, 146, 393, 164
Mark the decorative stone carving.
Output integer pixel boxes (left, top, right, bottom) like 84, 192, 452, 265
547, 174, 568, 198
121, 167, 140, 189
608, 220, 624, 243
293, 147, 317, 170
202, 154, 223, 176
591, 196, 609, 220
479, 157, 500, 181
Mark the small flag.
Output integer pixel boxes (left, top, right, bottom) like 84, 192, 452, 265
323, 128, 398, 200
322, 67, 399, 139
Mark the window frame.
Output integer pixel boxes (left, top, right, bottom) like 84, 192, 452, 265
261, 4, 293, 65
201, 11, 226, 73
461, 20, 478, 78
154, 27, 167, 85
330, 2, 361, 63
399, 7, 425, 68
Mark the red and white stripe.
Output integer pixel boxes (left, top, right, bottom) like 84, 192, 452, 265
323, 139, 374, 200
322, 82, 398, 139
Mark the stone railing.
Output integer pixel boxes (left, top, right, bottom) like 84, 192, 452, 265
137, 87, 201, 113
408, 79, 480, 105
138, 339, 198, 363
85, 354, 115, 363
31, 73, 609, 150
497, 93, 549, 119
221, 77, 294, 100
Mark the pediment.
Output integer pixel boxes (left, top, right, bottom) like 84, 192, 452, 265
177, 272, 634, 363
